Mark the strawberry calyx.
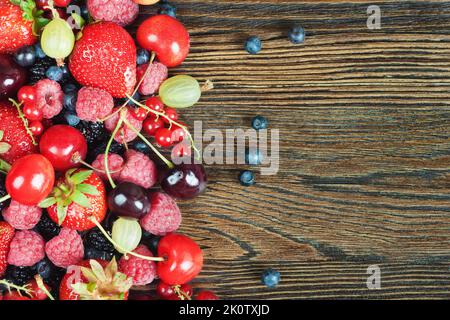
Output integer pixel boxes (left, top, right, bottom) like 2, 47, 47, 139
70, 258, 133, 300
38, 169, 100, 225
9, 0, 50, 36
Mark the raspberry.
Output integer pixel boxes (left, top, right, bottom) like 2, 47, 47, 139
7, 231, 45, 267
75, 87, 114, 122
104, 107, 143, 143
35, 79, 64, 119
2, 200, 42, 230
140, 192, 181, 236
118, 245, 156, 285
137, 62, 168, 96
91, 153, 124, 182
118, 150, 157, 189
45, 228, 84, 268
87, 0, 139, 26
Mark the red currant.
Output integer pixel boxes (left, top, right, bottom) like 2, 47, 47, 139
171, 142, 192, 159
53, 0, 71, 7
156, 282, 175, 299
29, 121, 44, 136
145, 96, 165, 112
196, 291, 219, 300
17, 85, 36, 104
143, 116, 164, 136
163, 108, 178, 123
35, 0, 49, 9
23, 102, 43, 121
155, 128, 174, 147
170, 122, 188, 143
131, 107, 147, 121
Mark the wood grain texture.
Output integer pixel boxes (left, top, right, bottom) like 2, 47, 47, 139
137, 1, 450, 299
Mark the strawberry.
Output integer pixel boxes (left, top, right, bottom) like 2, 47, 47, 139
69, 22, 137, 98
0, 221, 15, 277
0, 0, 48, 54
42, 169, 107, 231
0, 100, 38, 164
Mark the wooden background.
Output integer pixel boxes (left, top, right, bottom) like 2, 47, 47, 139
136, 1, 450, 299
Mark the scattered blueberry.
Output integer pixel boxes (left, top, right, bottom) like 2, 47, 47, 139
60, 65, 70, 81
252, 116, 269, 130
288, 25, 305, 44
261, 268, 280, 288
131, 140, 151, 154
80, 5, 89, 20
245, 36, 262, 54
239, 170, 255, 186
245, 148, 263, 165
46, 66, 64, 82
63, 83, 78, 94
158, 1, 177, 18
136, 48, 150, 65
141, 231, 161, 255
128, 91, 141, 107
64, 112, 80, 126
34, 43, 46, 59
34, 258, 54, 280
14, 46, 36, 67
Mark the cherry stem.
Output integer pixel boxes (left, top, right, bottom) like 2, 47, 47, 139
103, 116, 125, 189
122, 118, 174, 169
88, 217, 164, 262
34, 275, 55, 301
201, 80, 214, 92
0, 279, 32, 297
0, 194, 11, 203
9, 99, 37, 146
173, 285, 192, 300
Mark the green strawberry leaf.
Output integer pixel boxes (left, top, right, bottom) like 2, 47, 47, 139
10, 0, 21, 6
70, 189, 91, 208
38, 197, 57, 208
77, 183, 100, 196
33, 16, 50, 35
71, 170, 93, 184
56, 205, 68, 226
0, 142, 11, 154
20, 0, 36, 21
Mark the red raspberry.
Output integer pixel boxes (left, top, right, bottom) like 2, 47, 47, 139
140, 192, 181, 236
118, 245, 157, 285
104, 107, 143, 143
137, 62, 168, 96
2, 200, 42, 230
45, 228, 84, 268
76, 87, 114, 122
7, 230, 45, 267
118, 150, 158, 188
91, 153, 124, 182
35, 79, 63, 119
87, 0, 139, 27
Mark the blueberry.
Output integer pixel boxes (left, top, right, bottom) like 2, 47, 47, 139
158, 2, 177, 18
34, 43, 46, 59
80, 5, 89, 20
14, 46, 36, 67
239, 170, 255, 186
128, 91, 141, 107
288, 25, 305, 44
251, 116, 269, 130
141, 231, 161, 255
63, 83, 78, 94
64, 92, 77, 111
261, 268, 280, 288
34, 258, 54, 279
131, 140, 150, 154
136, 48, 150, 65
60, 65, 70, 81
64, 112, 80, 126
46, 66, 63, 82
245, 36, 262, 54
245, 148, 263, 165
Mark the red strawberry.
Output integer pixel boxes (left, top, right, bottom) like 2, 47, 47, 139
69, 22, 136, 98
0, 221, 15, 277
0, 101, 38, 164
44, 169, 107, 231
0, 0, 45, 54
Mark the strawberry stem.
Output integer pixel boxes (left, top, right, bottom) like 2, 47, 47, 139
88, 217, 165, 262
0, 194, 11, 203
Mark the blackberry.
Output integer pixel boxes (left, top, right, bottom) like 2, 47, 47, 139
0, 173, 9, 212
75, 121, 107, 147
84, 228, 114, 252
34, 212, 61, 241
84, 247, 114, 261
2, 265, 35, 286
28, 57, 54, 84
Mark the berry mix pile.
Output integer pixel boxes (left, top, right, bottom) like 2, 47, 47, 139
0, 0, 219, 300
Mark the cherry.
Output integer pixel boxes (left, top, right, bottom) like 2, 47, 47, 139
108, 182, 150, 219
143, 116, 164, 136
145, 96, 164, 112
131, 107, 148, 121
35, 0, 49, 9
0, 54, 27, 100
17, 85, 36, 104
196, 290, 219, 300
155, 128, 174, 148
160, 164, 207, 200
29, 121, 44, 136
23, 102, 43, 121
137, 15, 190, 67
6, 154, 55, 206
39, 125, 88, 171
157, 233, 203, 286
163, 108, 178, 123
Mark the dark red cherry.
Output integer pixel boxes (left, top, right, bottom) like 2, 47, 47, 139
160, 164, 207, 199
108, 182, 150, 219
0, 54, 27, 100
